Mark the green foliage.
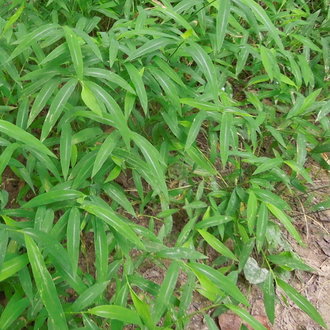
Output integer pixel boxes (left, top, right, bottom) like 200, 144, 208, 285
0, 0, 329, 328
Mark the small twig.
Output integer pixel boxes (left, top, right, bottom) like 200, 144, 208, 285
297, 197, 309, 240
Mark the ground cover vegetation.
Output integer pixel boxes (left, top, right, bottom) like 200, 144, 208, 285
0, 0, 329, 328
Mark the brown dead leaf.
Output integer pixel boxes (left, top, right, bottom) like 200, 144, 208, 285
218, 312, 271, 330
247, 315, 271, 330
218, 312, 242, 330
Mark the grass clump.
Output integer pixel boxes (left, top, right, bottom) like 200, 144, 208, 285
0, 0, 329, 329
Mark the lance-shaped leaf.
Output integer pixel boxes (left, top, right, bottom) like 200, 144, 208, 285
126, 38, 172, 61
23, 189, 84, 208
220, 112, 233, 168
25, 235, 68, 329
125, 63, 148, 114
266, 204, 303, 245
81, 81, 103, 116
187, 42, 218, 101
88, 305, 142, 326
216, 0, 231, 52
28, 79, 58, 127
240, 0, 284, 50
0, 254, 29, 282
189, 262, 249, 305
0, 120, 55, 158
277, 279, 326, 328
9, 24, 61, 60
81, 202, 144, 249
41, 78, 77, 141
63, 26, 84, 79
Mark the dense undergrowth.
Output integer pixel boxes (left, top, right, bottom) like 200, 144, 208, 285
0, 0, 329, 329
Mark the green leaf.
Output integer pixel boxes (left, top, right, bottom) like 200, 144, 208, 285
195, 215, 233, 229
0, 120, 55, 158
27, 79, 58, 127
88, 305, 142, 326
0, 229, 8, 269
216, 0, 231, 52
247, 191, 258, 234
198, 229, 238, 261
0, 254, 29, 282
266, 125, 286, 148
266, 203, 303, 245
154, 56, 185, 87
129, 285, 154, 329
1, 4, 25, 36
252, 188, 290, 210
92, 131, 120, 177
260, 46, 280, 81
155, 5, 196, 33
109, 36, 119, 67
41, 78, 77, 141
67, 207, 80, 277
189, 263, 249, 306
73, 28, 103, 61
25, 235, 68, 329
60, 123, 72, 180
185, 112, 207, 150
238, 238, 255, 272
291, 34, 322, 52
256, 203, 268, 252
220, 112, 233, 167
84, 68, 136, 94
267, 252, 313, 271
155, 247, 207, 260
240, 0, 284, 50
81, 81, 103, 116
94, 219, 108, 282
186, 146, 217, 176
23, 189, 84, 208
262, 272, 275, 324
156, 209, 180, 218
226, 304, 267, 330
297, 133, 307, 167
9, 24, 61, 60
63, 26, 84, 79
22, 228, 86, 294
71, 281, 109, 312
288, 89, 322, 119
154, 261, 180, 322
104, 183, 136, 216
127, 38, 172, 61
88, 82, 131, 147
312, 142, 330, 153
311, 198, 330, 211
180, 98, 223, 111
0, 294, 29, 330
125, 63, 148, 114
284, 160, 312, 183
133, 133, 168, 199
0, 143, 19, 178
188, 42, 218, 101
205, 315, 219, 330
277, 279, 326, 328
81, 202, 144, 249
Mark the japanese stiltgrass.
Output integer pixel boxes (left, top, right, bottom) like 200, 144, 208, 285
0, 0, 329, 328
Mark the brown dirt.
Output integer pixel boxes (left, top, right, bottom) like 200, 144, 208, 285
1, 166, 22, 208
273, 165, 330, 330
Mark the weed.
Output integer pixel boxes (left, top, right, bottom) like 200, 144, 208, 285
0, 0, 329, 329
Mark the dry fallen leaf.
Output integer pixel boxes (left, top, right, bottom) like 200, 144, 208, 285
218, 312, 243, 330
218, 312, 271, 330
